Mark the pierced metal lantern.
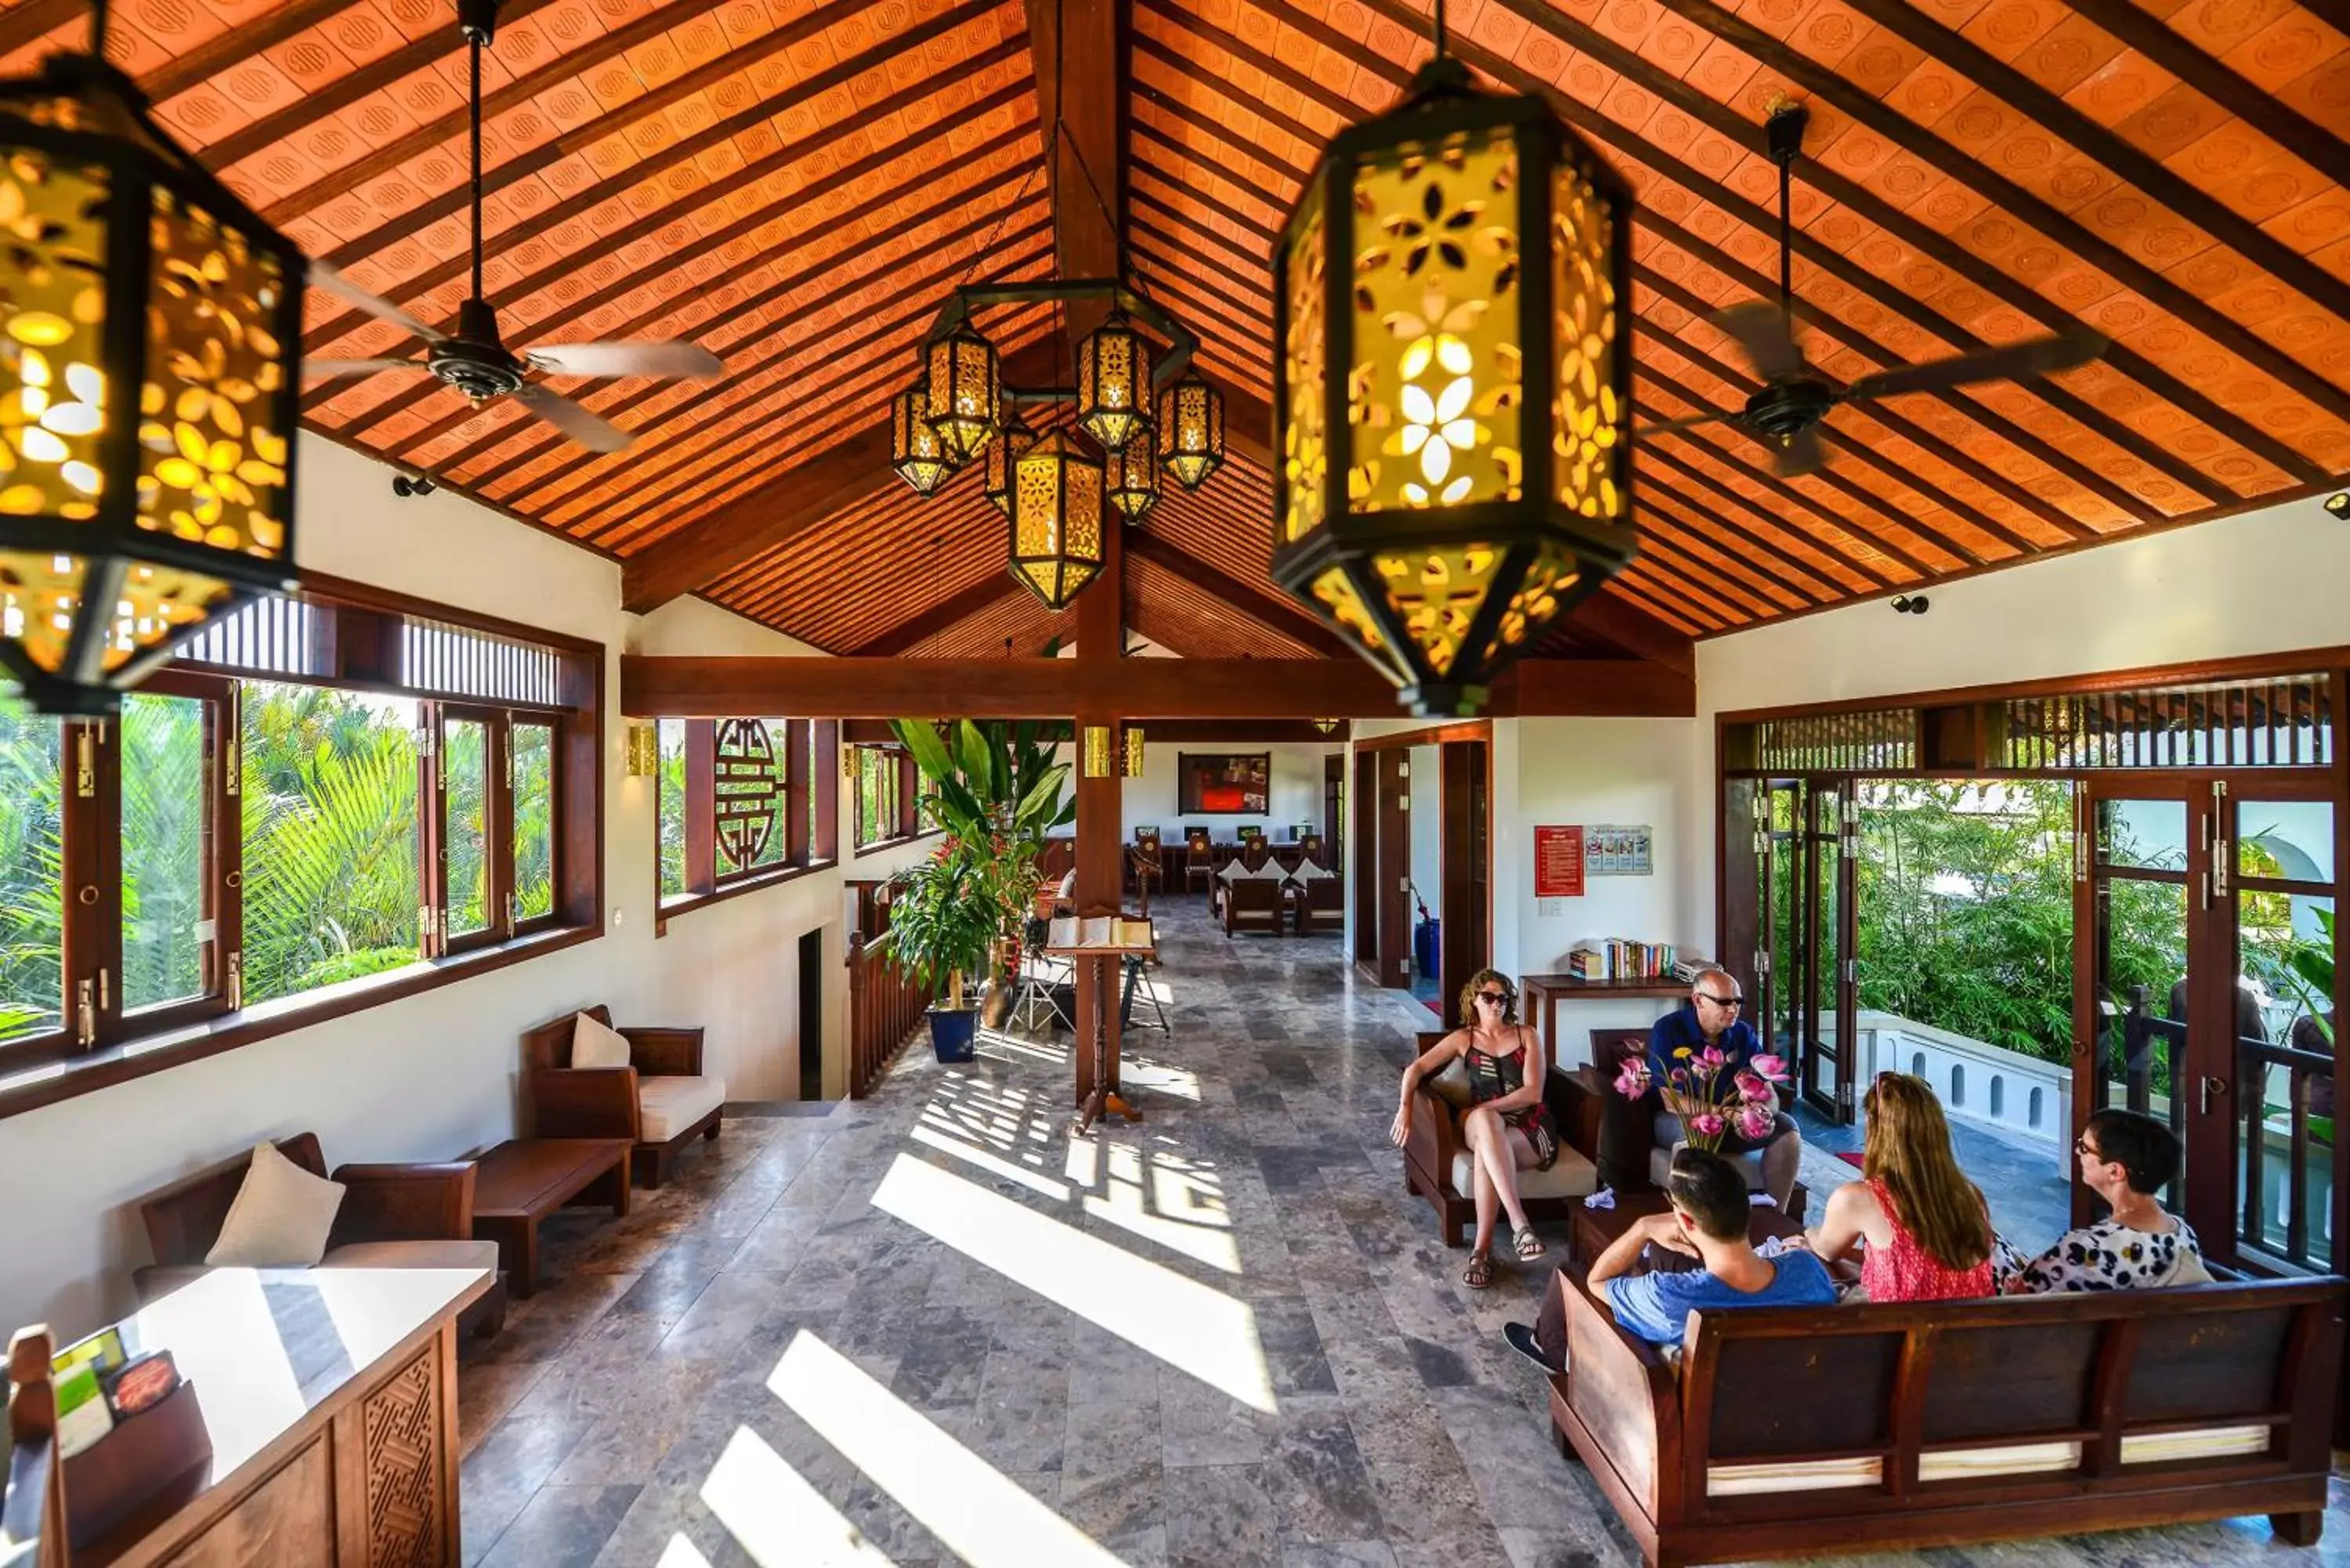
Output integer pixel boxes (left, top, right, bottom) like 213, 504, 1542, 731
1155, 372, 1224, 490
1103, 427, 1157, 523
1120, 724, 1145, 777
982, 409, 1036, 518
1007, 429, 1103, 610
1269, 56, 1636, 719
0, 51, 304, 716
924, 323, 998, 461
1076, 310, 1152, 452
889, 383, 953, 496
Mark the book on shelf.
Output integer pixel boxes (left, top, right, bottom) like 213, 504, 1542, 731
1564, 939, 1695, 982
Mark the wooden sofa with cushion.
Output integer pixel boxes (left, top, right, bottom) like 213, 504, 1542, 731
1220, 876, 1285, 936
1403, 1040, 1601, 1245
133, 1133, 505, 1339
522, 1005, 723, 1188
1546, 1264, 2346, 1567
1292, 873, 1343, 934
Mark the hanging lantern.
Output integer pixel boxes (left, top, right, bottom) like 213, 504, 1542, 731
889, 384, 953, 496
1120, 724, 1145, 777
1155, 372, 1224, 490
1007, 429, 1103, 610
1102, 426, 1157, 523
982, 409, 1037, 518
0, 48, 304, 716
1268, 49, 1637, 720
1313, 717, 1343, 735
1076, 310, 1152, 452
924, 323, 999, 462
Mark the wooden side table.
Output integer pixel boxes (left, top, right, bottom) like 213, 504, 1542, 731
469, 1137, 633, 1297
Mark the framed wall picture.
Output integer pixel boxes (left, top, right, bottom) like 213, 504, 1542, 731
1177, 752, 1271, 815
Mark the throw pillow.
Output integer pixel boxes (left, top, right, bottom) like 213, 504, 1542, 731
205, 1141, 346, 1267
1292, 858, 1333, 881
1215, 860, 1245, 885
1427, 1058, 1474, 1110
1247, 861, 1286, 880
573, 1011, 634, 1070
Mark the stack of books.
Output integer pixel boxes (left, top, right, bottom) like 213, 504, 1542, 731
1566, 940, 1683, 981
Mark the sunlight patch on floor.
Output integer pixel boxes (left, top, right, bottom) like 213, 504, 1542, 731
1084, 1140, 1238, 1272
1119, 1053, 1200, 1100
700, 1425, 896, 1566
912, 1123, 1071, 1200
768, 1331, 1129, 1567
871, 1152, 1277, 1409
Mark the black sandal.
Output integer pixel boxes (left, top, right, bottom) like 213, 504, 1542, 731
1462, 1249, 1494, 1290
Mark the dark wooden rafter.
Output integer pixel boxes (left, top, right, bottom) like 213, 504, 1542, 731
0, 0, 89, 56
1123, 528, 1351, 659
851, 576, 1028, 656
143, 0, 361, 103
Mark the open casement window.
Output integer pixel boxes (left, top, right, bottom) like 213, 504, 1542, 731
853, 744, 920, 848
656, 717, 837, 911
0, 573, 603, 1093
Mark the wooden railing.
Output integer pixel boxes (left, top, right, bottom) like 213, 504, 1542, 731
846, 919, 927, 1100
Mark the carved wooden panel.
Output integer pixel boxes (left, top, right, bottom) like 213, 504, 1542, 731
360, 1347, 441, 1568
712, 717, 781, 874
163, 1435, 331, 1568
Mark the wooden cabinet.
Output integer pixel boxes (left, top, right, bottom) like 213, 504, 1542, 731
163, 1440, 331, 1568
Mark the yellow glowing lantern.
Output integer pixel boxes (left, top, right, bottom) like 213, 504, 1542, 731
1269, 50, 1636, 719
1076, 311, 1152, 452
0, 49, 303, 715
1007, 429, 1103, 611
924, 323, 999, 462
1120, 724, 1144, 777
1155, 372, 1224, 490
889, 383, 953, 497
1103, 427, 1157, 523
982, 409, 1036, 518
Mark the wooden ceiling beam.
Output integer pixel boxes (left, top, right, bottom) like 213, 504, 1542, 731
0, 0, 85, 56
1636, 476, 1838, 608
616, 335, 1061, 612
1560, 592, 1696, 677
1460, 0, 2342, 477
1123, 529, 1352, 659
621, 654, 1694, 717
849, 574, 1028, 656
144, 0, 360, 103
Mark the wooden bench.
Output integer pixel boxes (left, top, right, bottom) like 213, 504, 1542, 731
1546, 1265, 2347, 1567
468, 1137, 632, 1298
132, 1132, 505, 1340
1219, 876, 1285, 936
522, 1004, 723, 1188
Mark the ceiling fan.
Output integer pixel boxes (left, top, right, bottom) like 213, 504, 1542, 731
1636, 103, 2108, 477
302, 0, 724, 453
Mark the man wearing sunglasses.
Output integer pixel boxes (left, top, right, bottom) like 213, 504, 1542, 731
1638, 966, 1802, 1209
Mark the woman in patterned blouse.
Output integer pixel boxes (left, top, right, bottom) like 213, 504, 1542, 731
2013, 1109, 2208, 1293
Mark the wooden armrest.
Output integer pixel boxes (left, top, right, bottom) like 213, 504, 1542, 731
531, 1066, 641, 1140
620, 1024, 705, 1077
331, 1162, 476, 1245
1406, 1084, 1463, 1188
1549, 1067, 1605, 1162
1560, 1261, 1679, 1516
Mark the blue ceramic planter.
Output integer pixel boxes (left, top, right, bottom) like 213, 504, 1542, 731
927, 1005, 979, 1063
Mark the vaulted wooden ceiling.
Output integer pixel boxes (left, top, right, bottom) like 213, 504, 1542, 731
25, 0, 2350, 656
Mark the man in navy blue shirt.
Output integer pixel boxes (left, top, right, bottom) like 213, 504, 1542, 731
1644, 966, 1802, 1208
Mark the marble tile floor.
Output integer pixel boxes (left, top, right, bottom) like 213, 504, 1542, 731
454, 898, 2350, 1567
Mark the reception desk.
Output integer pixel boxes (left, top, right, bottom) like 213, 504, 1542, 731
67, 1264, 490, 1567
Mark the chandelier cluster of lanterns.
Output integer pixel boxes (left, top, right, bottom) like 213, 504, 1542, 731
886, 281, 1229, 612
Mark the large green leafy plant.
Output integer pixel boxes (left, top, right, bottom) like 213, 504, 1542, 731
890, 717, 1073, 930
874, 840, 1006, 1010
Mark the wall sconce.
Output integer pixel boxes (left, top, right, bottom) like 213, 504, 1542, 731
1082, 724, 1115, 778
1121, 724, 1145, 777
624, 721, 659, 777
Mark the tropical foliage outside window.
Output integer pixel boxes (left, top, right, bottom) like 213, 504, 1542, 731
121, 693, 207, 1013
658, 717, 687, 901
855, 745, 911, 847
444, 717, 490, 938
0, 699, 61, 1043
514, 723, 555, 922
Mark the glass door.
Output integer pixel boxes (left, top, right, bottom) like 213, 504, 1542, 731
1800, 781, 1857, 1121
1757, 779, 1803, 1068
2226, 782, 2338, 1270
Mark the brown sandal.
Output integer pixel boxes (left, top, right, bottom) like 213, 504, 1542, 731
1462, 1249, 1494, 1290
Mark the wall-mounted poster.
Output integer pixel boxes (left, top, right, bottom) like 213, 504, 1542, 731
1535, 826, 1585, 898
1585, 824, 1653, 876
1177, 752, 1271, 815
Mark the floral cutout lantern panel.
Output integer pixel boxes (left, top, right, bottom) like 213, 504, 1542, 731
1007, 429, 1104, 611
1156, 374, 1224, 490
1104, 427, 1157, 522
983, 410, 1037, 518
1076, 313, 1152, 453
924, 325, 999, 462
890, 384, 953, 497
0, 53, 302, 715
1269, 60, 1635, 721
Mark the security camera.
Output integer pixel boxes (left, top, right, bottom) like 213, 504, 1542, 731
1890, 594, 1929, 616
392, 473, 438, 498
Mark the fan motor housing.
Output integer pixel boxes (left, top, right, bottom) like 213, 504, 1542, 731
429, 298, 526, 402
1744, 378, 1833, 440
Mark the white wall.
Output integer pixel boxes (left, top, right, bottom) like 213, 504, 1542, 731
1121, 741, 1339, 841
0, 434, 937, 1340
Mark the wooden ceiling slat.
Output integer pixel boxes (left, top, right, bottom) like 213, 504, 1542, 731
851, 576, 1025, 656
1444, 0, 2345, 480
1635, 443, 1885, 595
0, 0, 84, 57
142, 0, 360, 103
1631, 499, 1820, 614
1636, 467, 1853, 605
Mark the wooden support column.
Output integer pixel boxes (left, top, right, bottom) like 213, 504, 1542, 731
1072, 506, 1127, 1114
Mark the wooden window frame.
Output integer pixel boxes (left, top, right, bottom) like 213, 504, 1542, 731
851, 743, 924, 854
0, 576, 605, 1123
653, 718, 840, 932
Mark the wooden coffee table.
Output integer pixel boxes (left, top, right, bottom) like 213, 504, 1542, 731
470, 1137, 633, 1297
1569, 1190, 1806, 1274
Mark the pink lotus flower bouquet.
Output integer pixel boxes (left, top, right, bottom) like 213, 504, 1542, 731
1613, 1046, 1791, 1153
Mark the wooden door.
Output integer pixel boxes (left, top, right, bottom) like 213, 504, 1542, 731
1438, 739, 1490, 1017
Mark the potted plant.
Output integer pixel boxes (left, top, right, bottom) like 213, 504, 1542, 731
875, 840, 1003, 1063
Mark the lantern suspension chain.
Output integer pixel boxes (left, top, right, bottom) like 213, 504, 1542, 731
86, 0, 110, 60
1430, 0, 1445, 61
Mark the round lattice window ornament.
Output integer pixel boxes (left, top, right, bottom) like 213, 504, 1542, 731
713, 717, 781, 873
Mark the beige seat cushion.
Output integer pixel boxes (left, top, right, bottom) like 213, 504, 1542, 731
320, 1238, 503, 1273
206, 1140, 345, 1267
573, 1011, 634, 1070
639, 1074, 727, 1142
1451, 1144, 1599, 1202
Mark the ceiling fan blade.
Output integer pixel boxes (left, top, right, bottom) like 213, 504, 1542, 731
513, 383, 634, 453
1774, 427, 1826, 478
1714, 300, 1807, 385
1843, 330, 2108, 403
1634, 408, 1734, 437
302, 357, 432, 378
306, 262, 449, 344
522, 340, 725, 380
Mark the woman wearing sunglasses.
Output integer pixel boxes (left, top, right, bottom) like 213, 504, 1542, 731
1390, 969, 1560, 1288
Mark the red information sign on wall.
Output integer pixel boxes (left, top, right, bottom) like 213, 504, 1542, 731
1535, 826, 1585, 898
